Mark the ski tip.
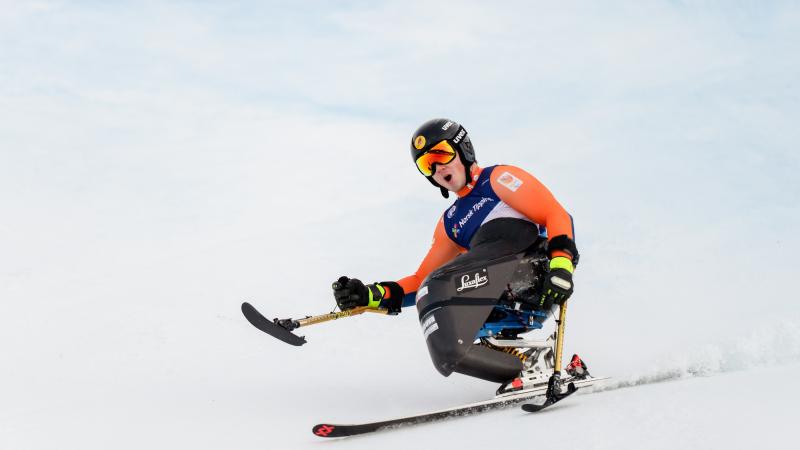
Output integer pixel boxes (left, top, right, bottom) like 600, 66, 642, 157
312, 424, 340, 438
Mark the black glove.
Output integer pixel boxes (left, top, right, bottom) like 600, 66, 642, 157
333, 276, 369, 310
332, 276, 404, 313
537, 257, 574, 311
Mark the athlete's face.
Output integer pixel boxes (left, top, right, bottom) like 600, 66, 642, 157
431, 151, 467, 192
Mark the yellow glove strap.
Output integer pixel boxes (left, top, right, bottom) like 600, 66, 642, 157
549, 256, 575, 274
366, 284, 386, 308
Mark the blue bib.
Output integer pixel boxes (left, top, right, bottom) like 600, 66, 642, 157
443, 166, 502, 249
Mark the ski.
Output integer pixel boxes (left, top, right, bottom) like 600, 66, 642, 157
311, 376, 607, 438
241, 302, 307, 346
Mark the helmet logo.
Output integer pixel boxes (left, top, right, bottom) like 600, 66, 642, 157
453, 128, 466, 144
441, 121, 454, 130
414, 135, 426, 150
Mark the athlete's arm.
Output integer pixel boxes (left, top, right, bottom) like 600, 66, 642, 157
395, 217, 464, 306
490, 165, 577, 261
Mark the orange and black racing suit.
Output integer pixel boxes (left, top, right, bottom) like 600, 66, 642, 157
381, 163, 578, 382
392, 164, 576, 307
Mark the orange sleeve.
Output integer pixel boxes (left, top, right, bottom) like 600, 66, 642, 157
490, 165, 575, 259
396, 216, 464, 295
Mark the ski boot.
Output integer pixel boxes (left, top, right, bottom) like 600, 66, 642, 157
565, 354, 590, 380
494, 332, 556, 396
495, 341, 594, 396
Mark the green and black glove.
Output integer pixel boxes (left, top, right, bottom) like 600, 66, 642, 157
537, 257, 574, 311
332, 276, 404, 313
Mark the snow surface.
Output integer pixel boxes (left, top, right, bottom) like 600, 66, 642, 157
2, 1, 800, 449
332, 364, 800, 450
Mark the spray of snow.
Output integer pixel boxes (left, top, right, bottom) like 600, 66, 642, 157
589, 320, 800, 393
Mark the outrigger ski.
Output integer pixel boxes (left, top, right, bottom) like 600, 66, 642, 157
522, 353, 592, 412
241, 302, 307, 346
241, 302, 394, 346
312, 375, 606, 438
521, 379, 578, 413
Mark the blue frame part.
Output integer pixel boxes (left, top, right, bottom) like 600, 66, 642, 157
475, 305, 548, 339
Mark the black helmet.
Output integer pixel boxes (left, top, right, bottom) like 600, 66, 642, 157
410, 118, 476, 198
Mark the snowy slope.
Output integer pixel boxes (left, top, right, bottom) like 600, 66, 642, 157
2, 2, 800, 450
2, 261, 798, 450
2, 303, 797, 450
328, 364, 799, 450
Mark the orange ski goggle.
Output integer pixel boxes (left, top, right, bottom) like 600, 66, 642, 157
415, 140, 457, 177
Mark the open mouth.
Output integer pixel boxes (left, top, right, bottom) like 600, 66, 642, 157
444, 174, 452, 182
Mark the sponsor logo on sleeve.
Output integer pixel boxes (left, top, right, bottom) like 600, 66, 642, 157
497, 171, 523, 192
446, 205, 457, 219
455, 268, 490, 292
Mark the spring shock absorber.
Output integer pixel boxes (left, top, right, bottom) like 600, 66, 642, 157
480, 339, 529, 364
